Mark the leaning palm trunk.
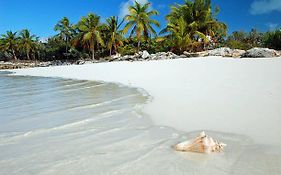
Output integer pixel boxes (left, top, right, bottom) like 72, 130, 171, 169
12, 49, 17, 61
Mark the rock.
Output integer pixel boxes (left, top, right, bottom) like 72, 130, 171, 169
111, 53, 121, 59
277, 51, 281, 57
119, 55, 134, 61
179, 54, 187, 58
196, 51, 209, 57
183, 51, 192, 57
84, 61, 94, 64
134, 52, 141, 59
150, 55, 158, 60
183, 51, 209, 57
166, 52, 178, 59
50, 60, 62, 66
242, 48, 279, 58
141, 50, 150, 59
75, 60, 85, 65
208, 47, 245, 57
208, 47, 233, 56
229, 49, 246, 58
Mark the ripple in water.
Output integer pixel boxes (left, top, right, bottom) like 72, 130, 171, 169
0, 72, 280, 175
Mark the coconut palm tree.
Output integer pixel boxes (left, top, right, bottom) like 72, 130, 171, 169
54, 17, 74, 59
0, 31, 18, 60
105, 16, 124, 56
123, 1, 160, 51
76, 13, 104, 60
19, 29, 37, 60
160, 17, 191, 53
163, 0, 227, 51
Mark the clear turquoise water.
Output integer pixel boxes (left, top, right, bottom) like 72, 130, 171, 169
0, 71, 148, 133
0, 71, 280, 175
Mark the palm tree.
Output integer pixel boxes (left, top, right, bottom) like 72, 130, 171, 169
160, 17, 191, 53
54, 17, 74, 59
76, 13, 104, 60
0, 31, 18, 60
105, 16, 124, 56
163, 0, 227, 51
19, 29, 37, 60
123, 1, 160, 51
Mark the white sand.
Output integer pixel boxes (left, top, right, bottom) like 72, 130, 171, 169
4, 57, 280, 174
14, 57, 281, 145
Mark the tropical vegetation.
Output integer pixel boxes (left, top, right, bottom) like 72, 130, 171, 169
225, 29, 264, 50
123, 1, 160, 51
0, 0, 280, 62
160, 0, 227, 53
263, 29, 281, 50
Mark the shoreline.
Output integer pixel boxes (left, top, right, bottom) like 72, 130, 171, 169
2, 47, 280, 70
1, 68, 281, 174
11, 56, 281, 146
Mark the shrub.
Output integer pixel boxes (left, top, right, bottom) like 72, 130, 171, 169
263, 29, 281, 50
118, 45, 138, 56
226, 40, 252, 50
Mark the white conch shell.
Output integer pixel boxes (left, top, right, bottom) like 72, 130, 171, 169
174, 131, 226, 153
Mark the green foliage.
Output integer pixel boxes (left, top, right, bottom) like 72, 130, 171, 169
76, 13, 104, 60
123, 1, 160, 51
105, 16, 124, 55
119, 44, 138, 56
162, 0, 227, 53
226, 40, 251, 50
0, 31, 19, 60
161, 17, 192, 53
54, 17, 75, 59
263, 29, 281, 50
225, 29, 264, 50
18, 29, 38, 60
2, 0, 280, 62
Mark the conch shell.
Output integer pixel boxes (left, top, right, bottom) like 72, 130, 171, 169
174, 131, 226, 153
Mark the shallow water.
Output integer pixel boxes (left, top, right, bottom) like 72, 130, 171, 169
0, 71, 280, 175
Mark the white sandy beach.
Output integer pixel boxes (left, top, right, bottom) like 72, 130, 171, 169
3, 56, 280, 175
14, 57, 281, 145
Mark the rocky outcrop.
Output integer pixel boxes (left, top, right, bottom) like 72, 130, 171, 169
208, 47, 232, 56
111, 51, 180, 62
242, 48, 280, 58
183, 51, 209, 57
140, 50, 150, 59
208, 47, 245, 57
0, 61, 53, 70
1, 48, 280, 70
277, 51, 281, 57
230, 49, 246, 58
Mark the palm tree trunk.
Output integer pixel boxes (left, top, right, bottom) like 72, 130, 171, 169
137, 40, 141, 52
92, 46, 95, 60
109, 46, 112, 56
12, 49, 17, 61
27, 52, 30, 60
66, 38, 68, 60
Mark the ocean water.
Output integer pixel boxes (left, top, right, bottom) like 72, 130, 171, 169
0, 71, 280, 175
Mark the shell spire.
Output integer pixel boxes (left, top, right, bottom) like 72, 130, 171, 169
174, 131, 226, 153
